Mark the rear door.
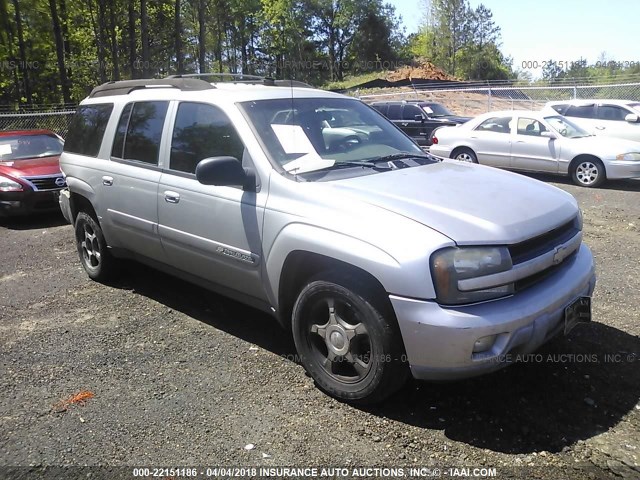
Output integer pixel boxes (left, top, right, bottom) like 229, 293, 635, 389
156, 101, 267, 301
102, 100, 169, 260
466, 115, 513, 167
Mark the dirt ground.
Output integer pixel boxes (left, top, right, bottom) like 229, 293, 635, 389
1, 175, 639, 480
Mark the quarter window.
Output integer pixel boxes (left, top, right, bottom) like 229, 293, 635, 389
64, 104, 113, 157
170, 102, 245, 174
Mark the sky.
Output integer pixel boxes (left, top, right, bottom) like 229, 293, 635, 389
387, 0, 640, 76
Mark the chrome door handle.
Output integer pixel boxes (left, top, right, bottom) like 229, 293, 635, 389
595, 126, 605, 130
401, 122, 409, 127
102, 176, 113, 186
164, 191, 180, 204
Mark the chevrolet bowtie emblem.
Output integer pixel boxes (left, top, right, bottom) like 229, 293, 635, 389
552, 245, 569, 265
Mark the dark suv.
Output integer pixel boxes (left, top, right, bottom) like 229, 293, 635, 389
371, 101, 471, 147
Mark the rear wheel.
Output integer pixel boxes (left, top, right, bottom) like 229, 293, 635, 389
571, 158, 606, 187
452, 148, 478, 163
75, 211, 118, 282
292, 273, 408, 404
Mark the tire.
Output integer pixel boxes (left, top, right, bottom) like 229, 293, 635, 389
291, 273, 409, 404
571, 158, 606, 187
452, 147, 478, 163
74, 211, 118, 282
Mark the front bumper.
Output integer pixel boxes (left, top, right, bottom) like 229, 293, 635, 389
0, 189, 62, 217
392, 243, 596, 380
604, 160, 640, 180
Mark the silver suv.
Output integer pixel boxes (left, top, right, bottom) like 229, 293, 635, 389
59, 75, 596, 404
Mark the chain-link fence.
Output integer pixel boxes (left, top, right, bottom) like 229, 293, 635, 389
358, 82, 640, 117
0, 109, 76, 137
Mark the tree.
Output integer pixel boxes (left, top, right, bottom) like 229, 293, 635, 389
49, 0, 72, 103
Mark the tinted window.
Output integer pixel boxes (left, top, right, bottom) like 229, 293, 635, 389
64, 104, 113, 156
387, 104, 402, 119
565, 105, 596, 118
475, 116, 512, 134
371, 104, 388, 116
121, 101, 169, 164
596, 105, 629, 121
517, 118, 547, 136
551, 104, 569, 115
170, 102, 244, 174
111, 103, 133, 158
402, 104, 423, 120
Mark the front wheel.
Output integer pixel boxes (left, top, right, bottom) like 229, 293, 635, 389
292, 274, 408, 404
571, 158, 606, 187
75, 212, 118, 282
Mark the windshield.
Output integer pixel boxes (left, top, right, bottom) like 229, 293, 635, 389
239, 97, 424, 176
0, 134, 63, 161
424, 103, 455, 117
544, 115, 591, 138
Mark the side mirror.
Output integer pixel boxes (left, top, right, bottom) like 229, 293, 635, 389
540, 131, 557, 139
625, 113, 639, 123
414, 114, 425, 122
195, 156, 256, 191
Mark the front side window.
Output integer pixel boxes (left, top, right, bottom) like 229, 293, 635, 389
402, 104, 423, 120
596, 105, 629, 121
170, 102, 244, 174
517, 118, 547, 136
64, 104, 113, 157
112, 101, 169, 165
475, 116, 512, 134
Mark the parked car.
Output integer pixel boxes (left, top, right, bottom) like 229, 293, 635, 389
0, 129, 66, 216
370, 100, 471, 146
429, 110, 640, 187
545, 99, 640, 142
59, 76, 595, 404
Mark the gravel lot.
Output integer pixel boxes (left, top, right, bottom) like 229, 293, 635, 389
1, 176, 639, 480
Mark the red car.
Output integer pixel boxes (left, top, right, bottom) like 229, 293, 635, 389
0, 129, 65, 216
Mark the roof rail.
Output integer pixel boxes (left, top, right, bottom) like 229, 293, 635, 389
167, 73, 313, 88
88, 78, 215, 98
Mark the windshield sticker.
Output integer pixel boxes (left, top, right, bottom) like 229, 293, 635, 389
0, 144, 12, 156
282, 153, 335, 174
424, 107, 434, 114
271, 124, 335, 173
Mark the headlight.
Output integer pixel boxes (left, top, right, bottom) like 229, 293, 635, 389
616, 152, 640, 161
430, 246, 513, 305
0, 175, 23, 192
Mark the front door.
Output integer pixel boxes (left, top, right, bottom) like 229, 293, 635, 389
157, 101, 267, 301
510, 117, 559, 173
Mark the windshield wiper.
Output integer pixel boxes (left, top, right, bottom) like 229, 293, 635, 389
316, 161, 393, 172
367, 152, 439, 163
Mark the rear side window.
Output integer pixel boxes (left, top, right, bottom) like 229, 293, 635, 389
64, 104, 113, 157
551, 104, 569, 115
112, 101, 169, 165
371, 104, 388, 116
387, 104, 402, 119
565, 105, 595, 118
170, 102, 244, 174
475, 116, 512, 134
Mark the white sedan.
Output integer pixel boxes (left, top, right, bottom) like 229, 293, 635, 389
429, 110, 640, 187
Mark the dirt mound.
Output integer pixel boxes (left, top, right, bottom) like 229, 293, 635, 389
386, 59, 457, 82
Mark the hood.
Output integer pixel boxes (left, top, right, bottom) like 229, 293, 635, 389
330, 160, 578, 245
0, 155, 61, 178
433, 115, 472, 124
564, 135, 640, 154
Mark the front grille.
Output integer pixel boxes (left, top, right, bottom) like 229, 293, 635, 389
509, 219, 578, 265
24, 175, 65, 191
508, 217, 580, 292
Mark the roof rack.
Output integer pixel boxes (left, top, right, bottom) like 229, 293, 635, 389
168, 73, 313, 88
88, 78, 215, 98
